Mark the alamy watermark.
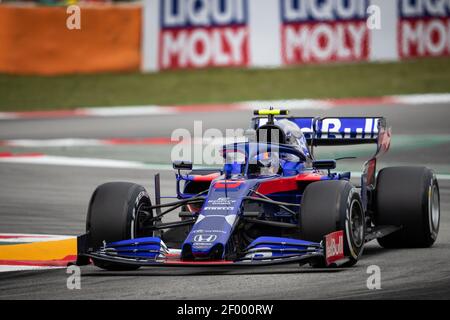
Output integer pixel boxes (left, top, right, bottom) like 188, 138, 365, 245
170, 121, 287, 166
66, 265, 81, 290
66, 5, 81, 30
366, 265, 381, 290
366, 5, 381, 30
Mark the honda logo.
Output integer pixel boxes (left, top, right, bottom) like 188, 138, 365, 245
193, 234, 217, 242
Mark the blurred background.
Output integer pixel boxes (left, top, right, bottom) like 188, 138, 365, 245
1, 0, 449, 166
0, 0, 450, 299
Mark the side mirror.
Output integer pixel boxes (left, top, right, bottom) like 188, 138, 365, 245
173, 160, 193, 171
224, 163, 243, 179
224, 163, 233, 179
312, 159, 336, 170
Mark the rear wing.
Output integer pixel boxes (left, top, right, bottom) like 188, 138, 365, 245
252, 116, 386, 146
252, 114, 391, 209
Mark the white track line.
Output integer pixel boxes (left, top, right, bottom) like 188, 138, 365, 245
0, 154, 173, 170
2, 138, 106, 147
0, 266, 65, 273
1, 154, 450, 180
0, 136, 245, 148
83, 105, 178, 117
1, 93, 449, 120
0, 155, 151, 169
391, 93, 450, 105
0, 112, 19, 120
0, 233, 74, 243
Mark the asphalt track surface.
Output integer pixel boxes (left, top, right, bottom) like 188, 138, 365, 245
0, 103, 450, 299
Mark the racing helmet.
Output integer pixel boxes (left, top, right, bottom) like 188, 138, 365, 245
255, 123, 286, 145
255, 152, 280, 176
275, 119, 310, 157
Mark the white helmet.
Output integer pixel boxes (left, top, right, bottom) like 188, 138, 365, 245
276, 119, 310, 157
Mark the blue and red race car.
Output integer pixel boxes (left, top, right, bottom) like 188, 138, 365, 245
75, 109, 440, 269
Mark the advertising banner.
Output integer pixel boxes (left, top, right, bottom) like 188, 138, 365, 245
156, 0, 249, 70
142, 0, 450, 72
280, 0, 370, 64
398, 0, 450, 59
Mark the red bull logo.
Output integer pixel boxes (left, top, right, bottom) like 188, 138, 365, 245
325, 230, 344, 265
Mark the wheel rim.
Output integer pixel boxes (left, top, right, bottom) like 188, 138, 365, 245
429, 184, 440, 233
133, 201, 153, 238
349, 199, 364, 247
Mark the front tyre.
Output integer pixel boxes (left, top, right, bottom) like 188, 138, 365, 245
375, 167, 440, 248
300, 180, 365, 267
86, 182, 153, 270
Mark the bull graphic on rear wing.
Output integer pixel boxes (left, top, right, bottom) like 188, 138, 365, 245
252, 116, 388, 145
252, 115, 391, 207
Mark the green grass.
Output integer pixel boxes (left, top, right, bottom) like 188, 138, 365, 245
1, 57, 450, 111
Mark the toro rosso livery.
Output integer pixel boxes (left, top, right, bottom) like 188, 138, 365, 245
76, 109, 440, 270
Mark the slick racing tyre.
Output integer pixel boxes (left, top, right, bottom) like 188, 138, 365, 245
300, 180, 365, 267
375, 167, 440, 248
86, 182, 153, 271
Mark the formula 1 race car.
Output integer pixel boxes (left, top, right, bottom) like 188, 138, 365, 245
75, 109, 440, 270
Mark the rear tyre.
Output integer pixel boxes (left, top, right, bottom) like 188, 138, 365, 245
86, 182, 153, 271
300, 180, 365, 267
375, 167, 440, 248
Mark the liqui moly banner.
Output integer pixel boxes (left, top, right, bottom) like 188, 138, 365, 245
142, 0, 450, 72
143, 0, 249, 71
281, 0, 370, 64
399, 0, 450, 58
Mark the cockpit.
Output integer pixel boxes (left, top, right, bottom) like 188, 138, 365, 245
222, 142, 307, 178
221, 109, 311, 178
255, 118, 310, 158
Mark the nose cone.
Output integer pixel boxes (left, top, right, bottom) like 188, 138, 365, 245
183, 214, 238, 259
181, 179, 250, 260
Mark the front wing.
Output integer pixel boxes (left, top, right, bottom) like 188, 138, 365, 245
75, 231, 349, 268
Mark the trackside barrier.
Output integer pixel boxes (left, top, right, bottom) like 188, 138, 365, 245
0, 1, 448, 74
0, 4, 141, 75
142, 0, 450, 71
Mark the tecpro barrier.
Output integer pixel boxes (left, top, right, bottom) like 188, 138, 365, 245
0, 4, 141, 75
142, 0, 450, 72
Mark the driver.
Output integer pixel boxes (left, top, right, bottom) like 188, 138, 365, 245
255, 152, 280, 176
275, 119, 310, 158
